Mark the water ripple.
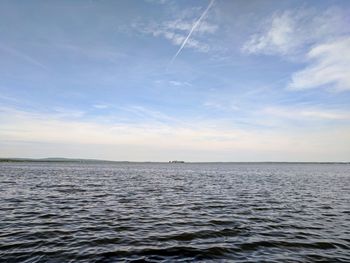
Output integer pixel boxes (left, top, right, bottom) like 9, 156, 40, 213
0, 162, 349, 262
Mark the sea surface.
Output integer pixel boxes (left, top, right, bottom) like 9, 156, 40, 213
0, 162, 349, 262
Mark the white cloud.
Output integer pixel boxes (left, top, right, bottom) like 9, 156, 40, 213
288, 37, 350, 91
120, 105, 179, 124
145, 0, 170, 4
242, 8, 348, 56
53, 107, 85, 118
263, 106, 350, 121
0, 94, 20, 103
158, 29, 210, 52
168, 0, 215, 64
165, 19, 218, 34
134, 3, 218, 53
243, 11, 296, 55
243, 7, 350, 92
203, 101, 239, 111
1, 107, 350, 161
168, 80, 192, 87
93, 104, 109, 109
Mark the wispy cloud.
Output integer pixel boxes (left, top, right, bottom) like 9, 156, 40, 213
119, 105, 181, 124
1, 107, 349, 161
288, 37, 350, 91
169, 0, 215, 64
203, 101, 239, 111
243, 7, 350, 92
165, 19, 217, 34
0, 94, 20, 103
263, 106, 350, 121
242, 8, 348, 56
53, 43, 126, 64
168, 80, 192, 87
0, 44, 47, 69
145, 0, 170, 5
93, 104, 109, 109
134, 1, 217, 55
53, 107, 85, 118
137, 22, 211, 53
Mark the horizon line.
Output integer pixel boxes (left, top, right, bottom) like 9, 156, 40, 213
0, 157, 349, 164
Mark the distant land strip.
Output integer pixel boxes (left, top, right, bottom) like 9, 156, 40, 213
0, 158, 349, 164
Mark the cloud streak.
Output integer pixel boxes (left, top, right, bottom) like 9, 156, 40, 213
242, 8, 348, 56
0, 45, 47, 69
263, 106, 350, 121
243, 7, 350, 92
169, 0, 215, 65
1, 107, 350, 161
288, 37, 350, 91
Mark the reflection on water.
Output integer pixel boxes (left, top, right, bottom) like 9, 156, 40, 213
0, 162, 349, 262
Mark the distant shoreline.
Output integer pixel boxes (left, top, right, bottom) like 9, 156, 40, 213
0, 158, 348, 164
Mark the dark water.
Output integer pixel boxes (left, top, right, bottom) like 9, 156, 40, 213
0, 163, 349, 262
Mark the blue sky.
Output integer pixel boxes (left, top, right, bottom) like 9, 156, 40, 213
1, 0, 350, 161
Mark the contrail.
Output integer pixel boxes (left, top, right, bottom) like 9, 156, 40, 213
169, 0, 215, 66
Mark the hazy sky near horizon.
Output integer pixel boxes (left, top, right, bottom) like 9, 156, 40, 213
1, 0, 350, 161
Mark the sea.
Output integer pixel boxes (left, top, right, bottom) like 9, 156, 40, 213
0, 162, 349, 262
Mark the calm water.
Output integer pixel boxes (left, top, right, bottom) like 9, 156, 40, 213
0, 162, 349, 262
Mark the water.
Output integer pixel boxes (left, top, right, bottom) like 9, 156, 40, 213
0, 162, 349, 262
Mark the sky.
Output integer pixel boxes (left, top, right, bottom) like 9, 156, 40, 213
0, 0, 350, 162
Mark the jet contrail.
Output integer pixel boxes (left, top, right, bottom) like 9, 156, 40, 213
169, 0, 215, 65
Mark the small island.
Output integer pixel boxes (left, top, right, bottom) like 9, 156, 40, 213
169, 160, 185, 163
